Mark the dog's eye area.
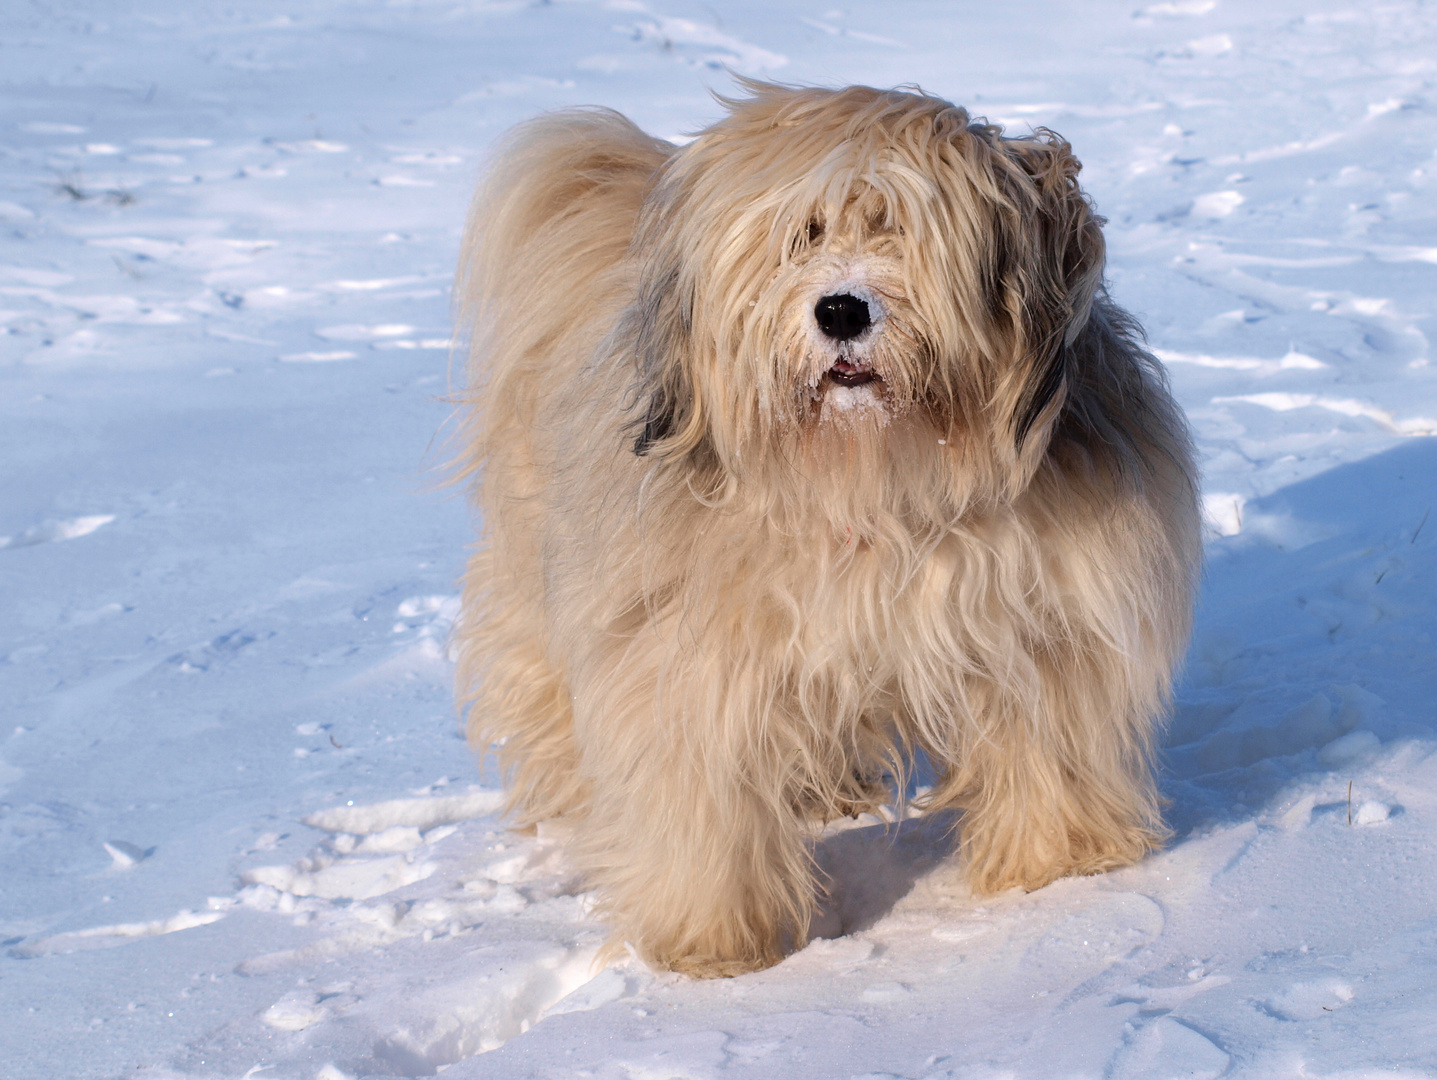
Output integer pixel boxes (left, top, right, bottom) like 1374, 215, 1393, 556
789, 218, 825, 260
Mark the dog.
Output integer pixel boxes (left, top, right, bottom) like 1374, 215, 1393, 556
453, 81, 1200, 977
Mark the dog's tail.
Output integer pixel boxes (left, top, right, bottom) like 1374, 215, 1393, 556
452, 109, 674, 488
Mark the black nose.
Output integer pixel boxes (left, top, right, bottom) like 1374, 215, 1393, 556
814, 293, 872, 341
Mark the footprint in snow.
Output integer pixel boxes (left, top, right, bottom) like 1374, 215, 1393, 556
1109, 1016, 1230, 1080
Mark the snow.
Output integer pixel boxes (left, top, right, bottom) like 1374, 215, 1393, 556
3, 0, 1437, 1077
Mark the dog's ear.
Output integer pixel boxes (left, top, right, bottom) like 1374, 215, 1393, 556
632, 391, 674, 456
989, 129, 1106, 451
628, 256, 700, 459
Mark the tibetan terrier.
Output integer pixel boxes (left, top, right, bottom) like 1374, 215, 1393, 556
453, 82, 1200, 977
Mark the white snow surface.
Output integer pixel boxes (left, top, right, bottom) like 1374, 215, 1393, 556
4, 1, 1437, 1077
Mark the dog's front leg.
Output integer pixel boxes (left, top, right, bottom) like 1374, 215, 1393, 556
566, 650, 815, 977
939, 645, 1169, 895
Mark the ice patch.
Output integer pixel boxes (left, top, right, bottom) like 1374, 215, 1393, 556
324, 276, 430, 291
1139, 0, 1216, 14
1367, 97, 1409, 119
0, 514, 114, 550
262, 988, 332, 1031
103, 840, 149, 870
133, 137, 213, 149
1213, 131, 1347, 166
368, 946, 608, 1066
793, 935, 878, 973
1278, 793, 1317, 831
373, 338, 453, 350
1156, 345, 1327, 374
1192, 190, 1244, 217
376, 175, 436, 187
391, 594, 461, 657
1318, 729, 1380, 767
11, 910, 225, 958
1202, 492, 1245, 536
538, 966, 628, 1019
1376, 245, 1437, 265
1186, 33, 1233, 56
279, 351, 356, 363
1157, 348, 1264, 371
274, 139, 349, 153
1214, 392, 1437, 435
395, 594, 455, 620
70, 601, 128, 625
243, 854, 436, 901
316, 323, 417, 341
302, 790, 504, 835
21, 121, 86, 134
1354, 800, 1391, 826
333, 825, 427, 854
387, 151, 464, 166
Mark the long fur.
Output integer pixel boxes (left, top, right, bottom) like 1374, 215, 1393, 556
454, 83, 1201, 977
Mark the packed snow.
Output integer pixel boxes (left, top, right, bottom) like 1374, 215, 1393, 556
3, 1, 1436, 1077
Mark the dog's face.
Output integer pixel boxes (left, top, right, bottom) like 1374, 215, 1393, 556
629, 83, 1105, 510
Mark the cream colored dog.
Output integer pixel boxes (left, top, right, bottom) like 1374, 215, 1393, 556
454, 82, 1200, 977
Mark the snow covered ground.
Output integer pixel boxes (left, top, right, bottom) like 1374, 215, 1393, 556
3, 1, 1436, 1077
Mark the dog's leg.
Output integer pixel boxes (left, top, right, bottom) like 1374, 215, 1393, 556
943, 650, 1168, 895
565, 648, 816, 976
578, 764, 812, 976
457, 552, 588, 825
579, 772, 809, 976
474, 631, 587, 825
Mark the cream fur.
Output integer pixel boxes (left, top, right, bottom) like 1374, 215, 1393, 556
453, 83, 1201, 977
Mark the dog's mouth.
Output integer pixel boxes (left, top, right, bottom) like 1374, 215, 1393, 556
826, 358, 879, 387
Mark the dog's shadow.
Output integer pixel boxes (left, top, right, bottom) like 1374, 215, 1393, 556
1163, 437, 1437, 837
808, 810, 960, 940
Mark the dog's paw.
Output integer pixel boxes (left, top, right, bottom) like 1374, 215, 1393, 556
659, 950, 781, 979
964, 822, 1166, 896
620, 931, 787, 979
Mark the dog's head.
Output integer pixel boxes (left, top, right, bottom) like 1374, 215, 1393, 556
628, 82, 1105, 509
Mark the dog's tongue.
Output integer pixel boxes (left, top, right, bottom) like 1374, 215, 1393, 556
829, 358, 876, 387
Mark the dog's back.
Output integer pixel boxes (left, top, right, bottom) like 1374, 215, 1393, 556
455, 109, 672, 492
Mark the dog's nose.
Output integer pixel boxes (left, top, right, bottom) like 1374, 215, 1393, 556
814, 293, 871, 341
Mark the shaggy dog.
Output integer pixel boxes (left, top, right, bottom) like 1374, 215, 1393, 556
453, 82, 1200, 977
